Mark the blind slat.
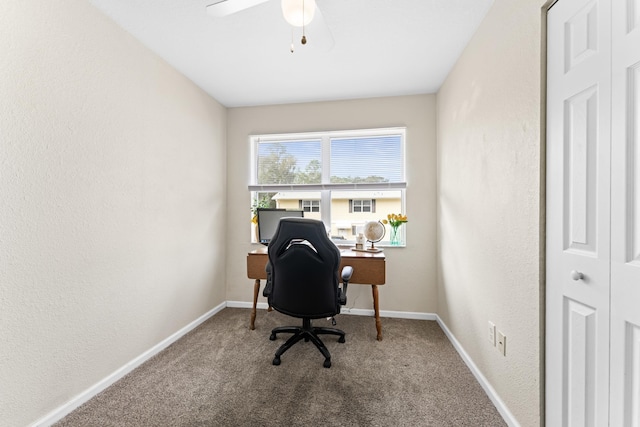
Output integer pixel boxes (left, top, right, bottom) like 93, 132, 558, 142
248, 182, 407, 192
253, 129, 405, 187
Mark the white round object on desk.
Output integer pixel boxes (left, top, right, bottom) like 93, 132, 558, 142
363, 221, 385, 243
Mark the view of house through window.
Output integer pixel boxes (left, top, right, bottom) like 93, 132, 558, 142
301, 200, 320, 212
351, 199, 373, 213
249, 128, 406, 245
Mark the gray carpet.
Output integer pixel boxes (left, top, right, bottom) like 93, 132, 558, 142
56, 308, 506, 426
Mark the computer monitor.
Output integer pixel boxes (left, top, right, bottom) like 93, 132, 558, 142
257, 208, 304, 245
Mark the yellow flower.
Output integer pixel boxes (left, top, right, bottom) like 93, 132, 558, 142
385, 213, 408, 227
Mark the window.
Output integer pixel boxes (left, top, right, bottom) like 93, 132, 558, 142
250, 128, 406, 245
351, 224, 364, 236
350, 199, 375, 213
301, 200, 320, 212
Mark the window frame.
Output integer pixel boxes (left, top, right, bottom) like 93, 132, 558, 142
350, 199, 375, 213
300, 199, 320, 212
249, 128, 407, 245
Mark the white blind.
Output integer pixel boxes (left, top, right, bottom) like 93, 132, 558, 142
330, 135, 403, 184
249, 128, 406, 191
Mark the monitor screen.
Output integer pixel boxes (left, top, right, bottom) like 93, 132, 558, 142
257, 208, 304, 245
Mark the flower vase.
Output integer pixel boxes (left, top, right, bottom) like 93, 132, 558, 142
390, 226, 401, 246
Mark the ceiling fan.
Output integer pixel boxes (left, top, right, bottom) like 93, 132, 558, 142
206, 0, 334, 52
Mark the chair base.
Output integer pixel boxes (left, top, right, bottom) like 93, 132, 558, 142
270, 318, 345, 368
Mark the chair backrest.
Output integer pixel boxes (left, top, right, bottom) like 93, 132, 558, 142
267, 218, 341, 319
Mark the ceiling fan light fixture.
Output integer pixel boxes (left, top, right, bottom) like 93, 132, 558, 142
281, 0, 316, 27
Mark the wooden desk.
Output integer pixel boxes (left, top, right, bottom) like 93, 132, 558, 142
247, 248, 386, 340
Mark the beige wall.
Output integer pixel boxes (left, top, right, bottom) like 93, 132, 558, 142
226, 95, 437, 314
275, 200, 303, 210
0, 1, 227, 425
436, 0, 545, 425
0, 0, 547, 424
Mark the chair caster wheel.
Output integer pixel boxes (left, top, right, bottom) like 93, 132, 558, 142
269, 333, 276, 341
273, 356, 281, 366
323, 359, 331, 368
338, 336, 345, 343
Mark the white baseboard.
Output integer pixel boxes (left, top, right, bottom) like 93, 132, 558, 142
226, 300, 269, 310
31, 301, 227, 427
33, 302, 514, 427
340, 307, 437, 320
435, 315, 519, 427
225, 301, 437, 321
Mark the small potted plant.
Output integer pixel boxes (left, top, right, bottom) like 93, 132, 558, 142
251, 196, 272, 224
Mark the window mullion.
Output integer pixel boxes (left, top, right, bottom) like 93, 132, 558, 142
320, 136, 331, 229
321, 135, 331, 184
320, 189, 331, 230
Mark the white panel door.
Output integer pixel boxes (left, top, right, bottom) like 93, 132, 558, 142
546, 0, 612, 425
610, 0, 640, 425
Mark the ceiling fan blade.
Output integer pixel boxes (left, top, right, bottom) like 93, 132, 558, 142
206, 0, 270, 18
304, 5, 335, 52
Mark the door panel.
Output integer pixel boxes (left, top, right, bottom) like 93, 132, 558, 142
610, 0, 640, 423
564, 298, 597, 426
623, 323, 640, 426
547, 0, 611, 425
564, 0, 598, 73
627, 0, 640, 34
564, 85, 598, 254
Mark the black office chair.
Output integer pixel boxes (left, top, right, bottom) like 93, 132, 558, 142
263, 218, 353, 368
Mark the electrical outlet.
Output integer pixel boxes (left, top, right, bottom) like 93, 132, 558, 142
497, 331, 506, 356
488, 321, 496, 346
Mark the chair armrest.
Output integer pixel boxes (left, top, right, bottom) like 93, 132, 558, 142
263, 262, 273, 297
338, 266, 353, 305
341, 266, 353, 282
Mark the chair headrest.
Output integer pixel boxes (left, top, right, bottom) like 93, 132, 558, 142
268, 218, 338, 262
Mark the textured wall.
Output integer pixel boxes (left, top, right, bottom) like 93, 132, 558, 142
436, 0, 545, 425
226, 95, 437, 315
0, 1, 227, 425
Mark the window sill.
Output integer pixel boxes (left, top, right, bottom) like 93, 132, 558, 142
335, 243, 406, 250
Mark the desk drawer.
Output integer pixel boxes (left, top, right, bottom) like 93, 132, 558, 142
247, 252, 385, 285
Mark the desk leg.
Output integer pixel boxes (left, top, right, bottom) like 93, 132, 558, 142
250, 279, 260, 330
372, 285, 382, 341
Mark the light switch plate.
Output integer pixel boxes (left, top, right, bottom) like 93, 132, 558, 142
488, 321, 496, 346
497, 331, 506, 356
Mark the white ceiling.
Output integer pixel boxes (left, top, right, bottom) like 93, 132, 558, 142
88, 0, 494, 107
